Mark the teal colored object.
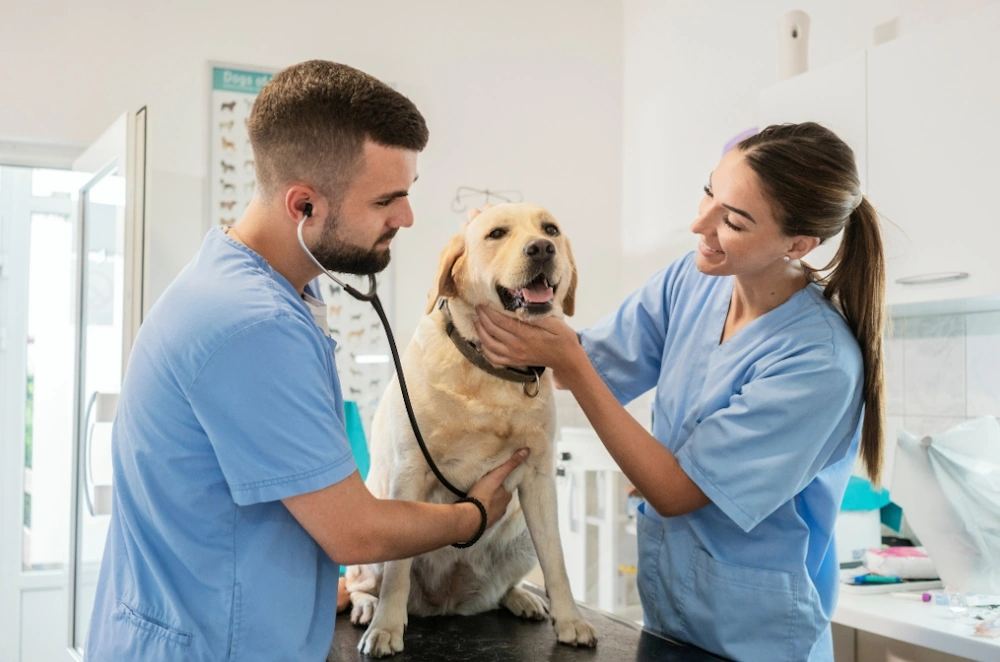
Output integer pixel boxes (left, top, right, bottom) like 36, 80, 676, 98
344, 401, 370, 481
881, 501, 904, 531
212, 66, 273, 93
840, 475, 891, 511
340, 401, 370, 579
852, 574, 901, 584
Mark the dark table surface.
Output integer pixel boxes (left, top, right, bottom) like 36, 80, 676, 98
327, 589, 726, 662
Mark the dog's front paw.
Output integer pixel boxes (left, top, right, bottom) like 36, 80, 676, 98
501, 586, 549, 621
358, 621, 406, 658
350, 592, 378, 626
553, 617, 597, 647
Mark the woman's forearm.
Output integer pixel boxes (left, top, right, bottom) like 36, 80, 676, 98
558, 346, 710, 517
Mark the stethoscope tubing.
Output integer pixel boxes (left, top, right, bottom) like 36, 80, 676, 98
296, 216, 467, 498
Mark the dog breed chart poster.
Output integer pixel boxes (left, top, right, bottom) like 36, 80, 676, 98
209, 65, 273, 229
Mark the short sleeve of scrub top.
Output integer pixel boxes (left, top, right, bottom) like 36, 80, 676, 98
581, 266, 675, 404
675, 351, 860, 532
187, 313, 356, 505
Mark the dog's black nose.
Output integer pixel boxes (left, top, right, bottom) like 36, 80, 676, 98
524, 238, 556, 260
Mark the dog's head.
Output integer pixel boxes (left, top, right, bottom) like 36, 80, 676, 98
426, 203, 577, 319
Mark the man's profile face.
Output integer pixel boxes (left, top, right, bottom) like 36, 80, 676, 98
310, 141, 418, 276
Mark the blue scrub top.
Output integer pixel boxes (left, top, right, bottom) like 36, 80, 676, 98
581, 252, 863, 662
86, 229, 357, 661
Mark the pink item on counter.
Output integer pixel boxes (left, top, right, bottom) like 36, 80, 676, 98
871, 547, 930, 558
865, 546, 938, 580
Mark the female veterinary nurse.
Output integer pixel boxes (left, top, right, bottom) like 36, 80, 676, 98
475, 122, 886, 661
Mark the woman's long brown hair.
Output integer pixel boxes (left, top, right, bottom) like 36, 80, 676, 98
739, 123, 886, 485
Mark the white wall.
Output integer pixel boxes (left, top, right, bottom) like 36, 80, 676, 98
620, 0, 994, 296
0, 0, 624, 344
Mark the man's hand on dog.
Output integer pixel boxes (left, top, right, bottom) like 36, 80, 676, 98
335, 448, 528, 614
466, 448, 530, 529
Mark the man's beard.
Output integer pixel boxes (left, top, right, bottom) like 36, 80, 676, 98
310, 211, 395, 276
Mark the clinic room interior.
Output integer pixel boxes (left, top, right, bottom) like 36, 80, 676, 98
2, 1, 999, 661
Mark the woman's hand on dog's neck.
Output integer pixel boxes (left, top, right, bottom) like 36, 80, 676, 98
473, 305, 585, 380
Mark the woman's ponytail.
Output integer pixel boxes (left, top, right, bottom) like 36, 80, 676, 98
822, 197, 886, 485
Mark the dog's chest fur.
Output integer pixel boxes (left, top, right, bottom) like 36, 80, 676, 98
389, 313, 555, 612
405, 313, 557, 457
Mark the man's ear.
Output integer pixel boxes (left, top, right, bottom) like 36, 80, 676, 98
426, 232, 467, 314
561, 237, 578, 317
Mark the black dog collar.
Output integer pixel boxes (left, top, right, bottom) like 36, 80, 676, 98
438, 298, 544, 398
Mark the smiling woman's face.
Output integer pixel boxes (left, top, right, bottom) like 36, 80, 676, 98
689, 149, 796, 279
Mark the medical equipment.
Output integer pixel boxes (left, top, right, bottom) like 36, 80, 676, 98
295, 204, 378, 303
889, 592, 933, 602
892, 417, 1000, 594
295, 204, 488, 547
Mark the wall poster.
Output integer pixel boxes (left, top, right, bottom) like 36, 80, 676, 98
208, 64, 274, 230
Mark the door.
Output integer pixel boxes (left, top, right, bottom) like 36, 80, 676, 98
0, 112, 145, 662
65, 109, 147, 660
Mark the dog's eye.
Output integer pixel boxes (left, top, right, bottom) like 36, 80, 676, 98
543, 224, 560, 237
487, 228, 507, 240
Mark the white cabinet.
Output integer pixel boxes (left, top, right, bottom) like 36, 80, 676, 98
868, 2, 1000, 314
555, 427, 641, 623
759, 51, 867, 276
759, 3, 1000, 314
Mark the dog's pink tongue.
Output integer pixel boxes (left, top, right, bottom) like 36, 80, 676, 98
522, 283, 554, 304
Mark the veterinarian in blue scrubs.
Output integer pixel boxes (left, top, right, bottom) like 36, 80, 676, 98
475, 123, 886, 662
85, 61, 527, 661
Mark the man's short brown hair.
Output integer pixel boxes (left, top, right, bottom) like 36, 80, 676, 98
247, 60, 429, 201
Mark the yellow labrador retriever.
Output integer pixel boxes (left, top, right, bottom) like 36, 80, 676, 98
344, 203, 596, 657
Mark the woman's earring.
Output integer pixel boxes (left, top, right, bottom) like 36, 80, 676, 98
783, 255, 791, 262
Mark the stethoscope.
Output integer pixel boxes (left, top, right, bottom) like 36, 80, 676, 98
295, 203, 468, 500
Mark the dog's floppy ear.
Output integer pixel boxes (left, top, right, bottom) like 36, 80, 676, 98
465, 204, 493, 222
426, 231, 467, 314
561, 237, 578, 317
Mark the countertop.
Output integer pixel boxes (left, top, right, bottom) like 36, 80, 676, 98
833, 591, 1000, 662
327, 588, 726, 662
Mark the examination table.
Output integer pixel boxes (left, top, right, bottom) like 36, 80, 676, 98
327, 584, 727, 661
